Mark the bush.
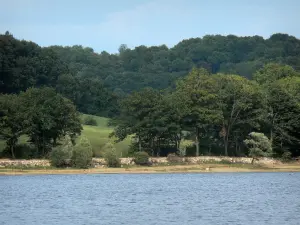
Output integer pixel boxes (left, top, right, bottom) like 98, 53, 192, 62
72, 136, 93, 168
244, 132, 272, 164
134, 151, 150, 166
50, 147, 72, 167
50, 136, 73, 167
167, 153, 184, 164
83, 116, 97, 126
281, 151, 292, 162
103, 142, 121, 167
104, 151, 121, 167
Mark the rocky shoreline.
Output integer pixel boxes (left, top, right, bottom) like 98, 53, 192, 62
0, 156, 282, 168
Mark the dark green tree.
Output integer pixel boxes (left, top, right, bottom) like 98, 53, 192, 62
21, 87, 82, 156
0, 94, 25, 158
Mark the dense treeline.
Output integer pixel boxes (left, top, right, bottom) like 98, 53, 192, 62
1, 31, 300, 159
1, 32, 300, 116
111, 66, 300, 158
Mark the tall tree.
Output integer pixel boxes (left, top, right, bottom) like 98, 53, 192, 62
265, 77, 300, 156
175, 68, 221, 156
0, 94, 25, 158
213, 74, 265, 156
111, 88, 161, 151
21, 87, 82, 156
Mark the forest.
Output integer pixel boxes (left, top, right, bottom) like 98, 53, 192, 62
1, 31, 300, 159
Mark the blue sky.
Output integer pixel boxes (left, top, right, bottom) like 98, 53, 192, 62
1, 0, 300, 53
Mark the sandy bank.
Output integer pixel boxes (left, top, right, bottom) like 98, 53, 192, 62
1, 163, 300, 175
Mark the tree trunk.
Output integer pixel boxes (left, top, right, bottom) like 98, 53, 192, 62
195, 127, 200, 156
270, 128, 273, 147
220, 124, 229, 156
138, 135, 142, 152
53, 138, 57, 146
151, 138, 154, 156
224, 127, 229, 156
10, 145, 15, 159
42, 132, 45, 157
7, 137, 17, 159
224, 139, 228, 156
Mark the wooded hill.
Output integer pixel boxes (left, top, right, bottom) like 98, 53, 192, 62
1, 32, 300, 158
1, 31, 300, 117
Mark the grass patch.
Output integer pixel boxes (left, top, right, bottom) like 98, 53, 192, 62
81, 124, 130, 157
80, 114, 131, 157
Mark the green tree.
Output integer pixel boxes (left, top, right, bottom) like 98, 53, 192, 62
175, 68, 222, 156
21, 87, 82, 156
213, 74, 265, 156
253, 63, 300, 85
0, 94, 25, 158
264, 77, 300, 156
244, 132, 272, 164
111, 88, 161, 151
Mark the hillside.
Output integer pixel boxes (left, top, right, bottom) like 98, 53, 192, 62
1, 32, 300, 116
80, 114, 131, 157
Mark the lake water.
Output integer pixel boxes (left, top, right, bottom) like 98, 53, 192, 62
1, 173, 300, 225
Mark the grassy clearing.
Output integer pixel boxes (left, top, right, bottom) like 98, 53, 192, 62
0, 114, 131, 157
81, 124, 131, 157
80, 114, 131, 157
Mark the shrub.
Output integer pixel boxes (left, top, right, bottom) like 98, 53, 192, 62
281, 151, 292, 162
244, 132, 272, 164
50, 136, 73, 167
83, 116, 97, 126
104, 151, 121, 167
103, 142, 121, 167
134, 151, 150, 166
72, 136, 93, 168
167, 153, 184, 164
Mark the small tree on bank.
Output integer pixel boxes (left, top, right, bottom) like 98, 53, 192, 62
72, 136, 93, 168
103, 142, 121, 168
244, 132, 272, 164
50, 135, 73, 167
